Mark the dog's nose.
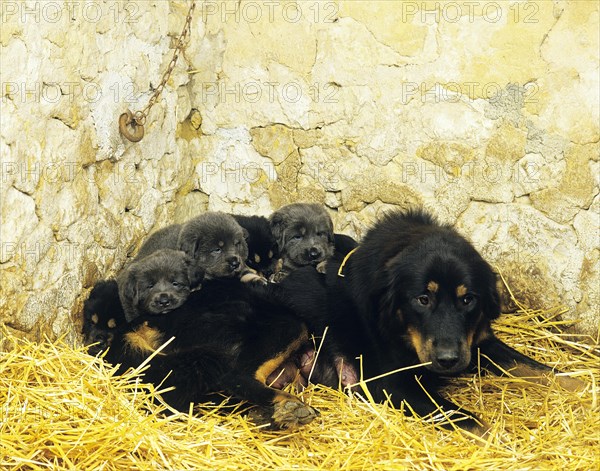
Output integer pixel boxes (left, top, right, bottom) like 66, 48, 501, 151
229, 258, 241, 269
308, 247, 321, 260
436, 348, 460, 370
158, 293, 171, 307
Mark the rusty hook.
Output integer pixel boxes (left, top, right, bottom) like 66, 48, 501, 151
119, 110, 145, 142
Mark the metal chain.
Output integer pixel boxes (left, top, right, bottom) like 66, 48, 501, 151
119, 1, 196, 142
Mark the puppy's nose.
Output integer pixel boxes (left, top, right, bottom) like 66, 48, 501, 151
308, 247, 321, 260
158, 293, 171, 307
228, 257, 241, 269
436, 348, 460, 370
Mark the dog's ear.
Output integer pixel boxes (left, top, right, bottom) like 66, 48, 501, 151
183, 254, 204, 289
178, 227, 200, 259
478, 264, 501, 320
269, 212, 287, 252
241, 227, 249, 240
483, 272, 501, 320
121, 266, 139, 311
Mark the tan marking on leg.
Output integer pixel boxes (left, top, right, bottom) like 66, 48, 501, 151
107, 318, 117, 329
255, 327, 308, 384
456, 284, 468, 298
509, 363, 586, 391
125, 322, 164, 354
91, 314, 99, 324
427, 281, 439, 293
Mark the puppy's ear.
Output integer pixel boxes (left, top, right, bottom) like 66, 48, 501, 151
481, 266, 501, 320
178, 227, 200, 259
269, 212, 287, 252
241, 227, 249, 240
122, 267, 139, 310
183, 254, 204, 289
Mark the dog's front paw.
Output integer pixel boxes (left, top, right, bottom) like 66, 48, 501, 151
240, 271, 268, 285
269, 270, 289, 283
316, 260, 327, 274
272, 398, 319, 428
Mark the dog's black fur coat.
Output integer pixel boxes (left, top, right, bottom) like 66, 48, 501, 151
104, 280, 318, 427
280, 209, 564, 431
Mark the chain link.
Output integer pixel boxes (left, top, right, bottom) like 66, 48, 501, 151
119, 1, 196, 142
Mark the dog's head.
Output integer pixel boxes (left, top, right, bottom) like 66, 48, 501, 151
358, 210, 500, 375
232, 214, 280, 277
121, 249, 201, 320
178, 212, 249, 279
269, 203, 335, 269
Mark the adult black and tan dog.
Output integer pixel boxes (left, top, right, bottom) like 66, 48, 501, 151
280, 208, 583, 432
104, 280, 319, 429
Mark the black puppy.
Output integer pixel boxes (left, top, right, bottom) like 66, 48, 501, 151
82, 279, 127, 356
280, 208, 584, 433
136, 212, 265, 284
269, 203, 335, 282
105, 280, 319, 429
117, 249, 203, 322
232, 214, 279, 277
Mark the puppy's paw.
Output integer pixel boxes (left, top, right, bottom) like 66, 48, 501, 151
240, 271, 268, 285
316, 260, 327, 274
269, 270, 289, 283
272, 398, 319, 428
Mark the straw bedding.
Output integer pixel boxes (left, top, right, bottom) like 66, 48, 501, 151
1, 304, 598, 470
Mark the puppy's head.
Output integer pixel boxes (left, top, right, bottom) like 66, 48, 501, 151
269, 203, 335, 269
232, 214, 280, 277
121, 249, 200, 320
178, 212, 249, 279
364, 211, 500, 375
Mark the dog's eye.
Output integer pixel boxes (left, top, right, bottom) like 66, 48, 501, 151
146, 283, 154, 289
212, 247, 222, 254
291, 234, 303, 241
462, 294, 475, 306
417, 295, 430, 306
172, 281, 179, 287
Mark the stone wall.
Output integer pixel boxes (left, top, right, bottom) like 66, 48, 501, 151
1, 0, 598, 342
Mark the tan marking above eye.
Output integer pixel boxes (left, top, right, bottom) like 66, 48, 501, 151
91, 314, 99, 325
456, 284, 468, 297
254, 254, 261, 264
107, 318, 117, 329
427, 281, 439, 293
268, 250, 274, 259
300, 227, 306, 235
218, 240, 224, 247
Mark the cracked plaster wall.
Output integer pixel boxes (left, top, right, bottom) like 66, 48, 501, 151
0, 0, 598, 342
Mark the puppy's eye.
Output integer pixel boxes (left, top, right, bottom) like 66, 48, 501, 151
146, 283, 154, 289
462, 294, 475, 306
417, 295, 430, 306
211, 247, 222, 254
172, 281, 180, 287
291, 234, 303, 241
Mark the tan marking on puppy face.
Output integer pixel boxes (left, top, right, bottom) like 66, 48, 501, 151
406, 326, 431, 361
427, 281, 439, 293
254, 254, 261, 264
268, 250, 274, 259
255, 327, 308, 384
300, 227, 306, 236
456, 284, 468, 298
218, 240, 224, 247
107, 318, 117, 329
125, 322, 164, 354
91, 314, 99, 325
466, 312, 484, 348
